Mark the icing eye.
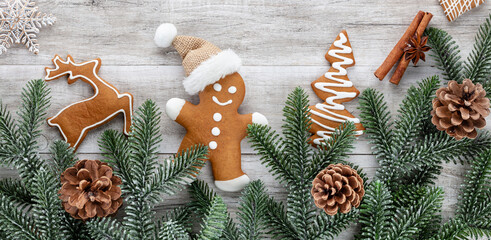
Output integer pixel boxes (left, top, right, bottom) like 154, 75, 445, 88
213, 83, 222, 92
228, 86, 237, 94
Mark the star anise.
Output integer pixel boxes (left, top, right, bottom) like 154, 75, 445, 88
404, 33, 431, 66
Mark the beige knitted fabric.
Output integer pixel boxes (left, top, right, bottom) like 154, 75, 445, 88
172, 35, 222, 76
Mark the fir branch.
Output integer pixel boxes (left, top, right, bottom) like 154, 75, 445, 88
128, 99, 162, 194
86, 217, 129, 240
425, 27, 464, 82
308, 210, 358, 240
48, 140, 77, 177
99, 129, 133, 191
456, 227, 491, 240
14, 80, 50, 189
189, 180, 217, 217
392, 75, 440, 155
236, 180, 268, 240
398, 131, 491, 186
464, 14, 491, 86
222, 218, 241, 240
247, 124, 293, 185
357, 180, 393, 240
249, 87, 360, 240
196, 196, 227, 240
286, 186, 316, 237
31, 168, 65, 239
429, 218, 467, 240
0, 101, 20, 165
159, 220, 190, 240
188, 180, 241, 240
0, 178, 34, 207
160, 207, 191, 232
17, 79, 50, 156
119, 100, 162, 240
457, 149, 491, 225
358, 88, 394, 163
124, 196, 156, 240
148, 145, 207, 200
189, 180, 267, 240
307, 121, 356, 181
0, 194, 39, 240
264, 197, 297, 240
281, 87, 313, 181
387, 187, 444, 240
61, 214, 90, 240
281, 87, 316, 235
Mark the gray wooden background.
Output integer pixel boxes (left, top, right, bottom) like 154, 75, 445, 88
0, 0, 490, 239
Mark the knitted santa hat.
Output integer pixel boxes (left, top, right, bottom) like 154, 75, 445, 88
154, 23, 242, 95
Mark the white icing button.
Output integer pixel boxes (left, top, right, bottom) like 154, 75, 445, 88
213, 83, 222, 92
211, 127, 220, 136
213, 113, 222, 122
228, 86, 237, 94
209, 141, 217, 150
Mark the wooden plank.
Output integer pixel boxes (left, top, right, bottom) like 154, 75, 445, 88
0, 0, 488, 66
2, 65, 487, 155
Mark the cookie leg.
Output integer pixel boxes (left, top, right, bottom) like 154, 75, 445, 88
177, 134, 203, 184
210, 147, 250, 192
177, 134, 200, 158
60, 125, 86, 150
215, 175, 250, 192
121, 94, 133, 135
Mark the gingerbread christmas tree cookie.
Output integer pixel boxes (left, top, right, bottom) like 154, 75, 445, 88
308, 30, 364, 146
439, 0, 485, 21
154, 23, 268, 192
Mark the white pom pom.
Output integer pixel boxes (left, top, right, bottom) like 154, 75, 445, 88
154, 23, 177, 48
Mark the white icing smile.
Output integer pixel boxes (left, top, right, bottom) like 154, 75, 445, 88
212, 96, 232, 106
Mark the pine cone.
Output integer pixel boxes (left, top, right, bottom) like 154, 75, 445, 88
59, 160, 123, 220
311, 163, 364, 215
431, 79, 490, 140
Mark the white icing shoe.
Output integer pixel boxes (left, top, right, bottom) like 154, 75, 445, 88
215, 174, 250, 192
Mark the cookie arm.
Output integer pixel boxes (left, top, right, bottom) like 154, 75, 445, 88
166, 98, 186, 121
240, 112, 268, 132
252, 112, 268, 125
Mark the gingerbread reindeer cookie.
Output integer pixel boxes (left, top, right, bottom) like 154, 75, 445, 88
155, 23, 268, 192
309, 30, 364, 146
45, 55, 134, 150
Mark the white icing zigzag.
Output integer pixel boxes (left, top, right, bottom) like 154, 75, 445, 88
310, 32, 363, 145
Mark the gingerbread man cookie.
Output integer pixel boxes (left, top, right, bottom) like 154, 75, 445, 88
309, 30, 364, 146
45, 55, 134, 150
155, 23, 268, 192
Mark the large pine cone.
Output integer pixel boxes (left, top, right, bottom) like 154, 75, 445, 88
431, 79, 490, 140
60, 160, 123, 220
311, 163, 364, 215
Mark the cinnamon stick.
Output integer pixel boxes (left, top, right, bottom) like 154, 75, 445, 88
374, 11, 425, 81
389, 12, 433, 85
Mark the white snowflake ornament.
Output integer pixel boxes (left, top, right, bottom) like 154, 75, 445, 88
0, 0, 56, 55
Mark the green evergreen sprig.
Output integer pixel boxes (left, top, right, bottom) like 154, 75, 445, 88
358, 76, 491, 188
430, 149, 491, 240
247, 87, 366, 240
87, 99, 215, 240
426, 13, 491, 95
357, 72, 491, 240
0, 79, 82, 239
188, 179, 268, 240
